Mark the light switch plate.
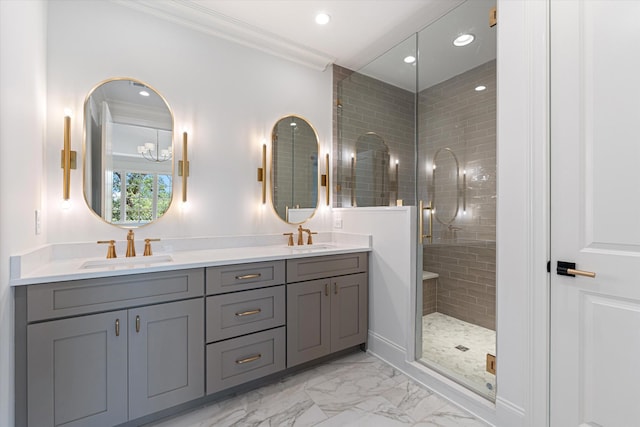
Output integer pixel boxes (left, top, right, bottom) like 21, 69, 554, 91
333, 217, 343, 229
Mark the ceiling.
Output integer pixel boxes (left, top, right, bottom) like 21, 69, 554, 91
117, 0, 496, 91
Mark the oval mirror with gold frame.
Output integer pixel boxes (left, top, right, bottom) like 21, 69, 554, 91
270, 115, 319, 224
83, 78, 174, 227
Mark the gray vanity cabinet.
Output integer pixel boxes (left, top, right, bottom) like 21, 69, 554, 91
27, 310, 128, 427
286, 253, 368, 368
128, 298, 204, 420
19, 269, 205, 427
205, 261, 286, 395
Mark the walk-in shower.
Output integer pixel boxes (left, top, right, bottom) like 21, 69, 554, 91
335, 0, 497, 400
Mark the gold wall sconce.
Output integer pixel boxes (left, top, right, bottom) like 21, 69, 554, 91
419, 200, 433, 244
350, 153, 355, 207
178, 131, 189, 202
257, 143, 266, 204
320, 153, 329, 206
61, 111, 77, 200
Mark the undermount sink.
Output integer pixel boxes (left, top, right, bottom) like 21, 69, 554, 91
80, 254, 174, 269
289, 244, 335, 251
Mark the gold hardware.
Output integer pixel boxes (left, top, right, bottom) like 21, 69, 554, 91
126, 230, 136, 257
419, 200, 433, 244
257, 143, 266, 204
115, 319, 120, 337
307, 231, 317, 245
235, 309, 261, 317
297, 225, 311, 245
236, 354, 262, 365
235, 273, 261, 280
567, 268, 596, 278
178, 132, 189, 202
283, 232, 294, 246
135, 315, 140, 333
350, 155, 356, 206
321, 153, 330, 206
97, 240, 117, 258
334, 283, 338, 295
486, 353, 496, 374
489, 6, 497, 27
325, 283, 329, 296
143, 238, 160, 256
61, 114, 77, 200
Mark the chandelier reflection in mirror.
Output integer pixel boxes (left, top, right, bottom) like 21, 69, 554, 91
138, 129, 173, 162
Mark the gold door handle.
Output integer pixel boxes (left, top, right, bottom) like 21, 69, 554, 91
235, 309, 261, 317
235, 273, 261, 280
115, 319, 120, 337
567, 268, 596, 278
236, 354, 262, 365
135, 315, 140, 333
419, 200, 433, 244
557, 261, 596, 278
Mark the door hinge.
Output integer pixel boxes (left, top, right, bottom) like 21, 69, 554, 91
486, 353, 496, 375
489, 7, 497, 27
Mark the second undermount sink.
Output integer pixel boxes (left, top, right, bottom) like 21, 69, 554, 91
80, 254, 174, 269
289, 244, 335, 251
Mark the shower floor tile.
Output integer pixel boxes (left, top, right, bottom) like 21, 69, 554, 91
421, 312, 496, 400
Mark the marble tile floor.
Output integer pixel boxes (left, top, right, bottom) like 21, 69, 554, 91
146, 351, 489, 426
420, 313, 496, 401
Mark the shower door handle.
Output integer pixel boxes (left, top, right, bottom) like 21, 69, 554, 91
419, 200, 433, 244
556, 261, 596, 278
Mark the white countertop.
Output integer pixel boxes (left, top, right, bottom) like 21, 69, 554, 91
10, 232, 371, 286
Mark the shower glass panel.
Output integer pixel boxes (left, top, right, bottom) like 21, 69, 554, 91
333, 0, 496, 402
417, 0, 497, 401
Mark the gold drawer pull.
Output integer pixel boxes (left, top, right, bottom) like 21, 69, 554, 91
235, 273, 261, 280
235, 309, 261, 317
236, 354, 262, 365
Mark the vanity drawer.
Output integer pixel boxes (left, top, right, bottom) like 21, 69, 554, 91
206, 261, 285, 295
206, 327, 285, 394
286, 252, 368, 283
206, 285, 285, 343
27, 269, 205, 322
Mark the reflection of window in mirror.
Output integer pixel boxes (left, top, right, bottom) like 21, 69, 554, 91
110, 172, 171, 224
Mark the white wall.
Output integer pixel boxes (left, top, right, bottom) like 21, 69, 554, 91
44, 0, 333, 244
0, 1, 48, 425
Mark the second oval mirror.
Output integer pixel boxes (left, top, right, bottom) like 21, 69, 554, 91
271, 115, 319, 224
83, 78, 174, 227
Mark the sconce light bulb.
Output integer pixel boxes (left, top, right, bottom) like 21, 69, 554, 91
351, 153, 354, 159
395, 160, 399, 165
60, 199, 71, 210
463, 169, 467, 175
63, 108, 72, 117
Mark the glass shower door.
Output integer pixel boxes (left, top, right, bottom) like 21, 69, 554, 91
415, 0, 498, 401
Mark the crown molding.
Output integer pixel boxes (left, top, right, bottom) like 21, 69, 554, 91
114, 0, 335, 71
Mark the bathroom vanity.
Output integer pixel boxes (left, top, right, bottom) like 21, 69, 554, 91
12, 235, 370, 427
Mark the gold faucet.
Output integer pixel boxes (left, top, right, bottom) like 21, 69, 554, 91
97, 240, 117, 258
283, 232, 294, 246
143, 238, 160, 256
297, 225, 310, 245
126, 230, 136, 257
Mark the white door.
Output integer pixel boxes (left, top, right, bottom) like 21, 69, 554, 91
550, 1, 640, 426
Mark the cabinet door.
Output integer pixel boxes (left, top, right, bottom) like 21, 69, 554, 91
128, 299, 204, 420
286, 279, 331, 367
27, 310, 128, 427
330, 273, 368, 352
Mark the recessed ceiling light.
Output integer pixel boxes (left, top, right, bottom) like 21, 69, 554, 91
315, 13, 330, 25
453, 33, 475, 47
404, 55, 416, 64
139, 90, 150, 97
475, 85, 487, 91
